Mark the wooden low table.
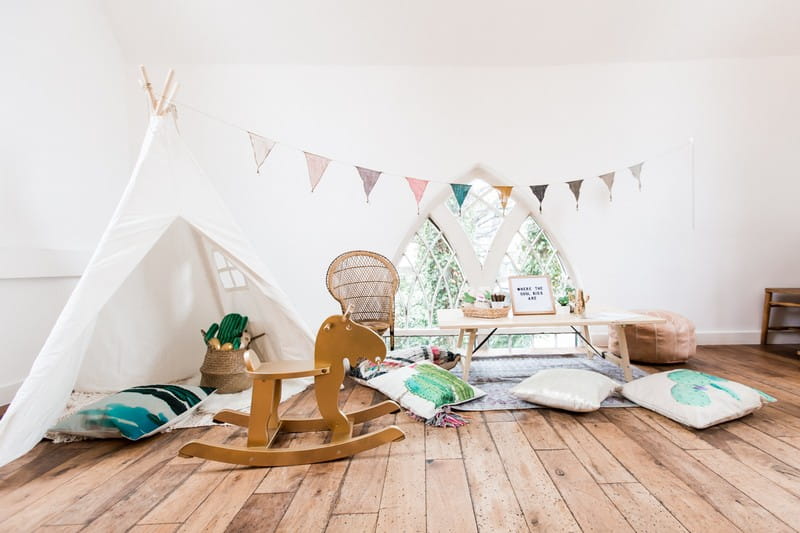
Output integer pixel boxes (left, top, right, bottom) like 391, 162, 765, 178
436, 308, 666, 381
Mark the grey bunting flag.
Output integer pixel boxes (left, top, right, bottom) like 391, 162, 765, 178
356, 167, 381, 203
530, 184, 548, 213
567, 179, 583, 210
629, 162, 644, 191
599, 172, 615, 201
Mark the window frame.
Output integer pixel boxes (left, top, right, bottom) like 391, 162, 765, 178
392, 165, 579, 336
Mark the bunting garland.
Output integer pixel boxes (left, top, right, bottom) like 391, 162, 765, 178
629, 162, 644, 191
406, 178, 429, 214
494, 186, 514, 213
305, 152, 331, 192
248, 132, 276, 174
530, 184, 548, 213
450, 184, 472, 215
238, 121, 673, 216
356, 167, 381, 203
566, 180, 583, 211
599, 172, 615, 201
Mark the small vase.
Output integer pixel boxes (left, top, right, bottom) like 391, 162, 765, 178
556, 304, 571, 316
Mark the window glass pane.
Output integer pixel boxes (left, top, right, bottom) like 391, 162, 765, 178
446, 180, 514, 265
395, 219, 465, 328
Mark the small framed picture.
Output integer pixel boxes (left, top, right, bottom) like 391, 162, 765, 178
508, 275, 555, 315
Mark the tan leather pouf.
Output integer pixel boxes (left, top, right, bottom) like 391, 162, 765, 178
608, 310, 696, 364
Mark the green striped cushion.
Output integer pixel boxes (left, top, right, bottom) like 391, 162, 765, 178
50, 384, 215, 440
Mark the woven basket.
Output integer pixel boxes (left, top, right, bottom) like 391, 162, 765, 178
200, 347, 251, 394
462, 305, 510, 319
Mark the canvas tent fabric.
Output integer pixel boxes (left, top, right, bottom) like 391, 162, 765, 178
0, 115, 314, 466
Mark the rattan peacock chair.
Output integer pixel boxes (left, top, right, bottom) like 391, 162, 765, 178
326, 251, 400, 350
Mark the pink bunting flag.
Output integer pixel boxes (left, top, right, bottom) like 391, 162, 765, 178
305, 152, 331, 192
248, 132, 276, 174
629, 162, 644, 191
356, 167, 381, 203
405, 177, 429, 214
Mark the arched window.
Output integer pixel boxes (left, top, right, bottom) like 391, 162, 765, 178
394, 171, 576, 350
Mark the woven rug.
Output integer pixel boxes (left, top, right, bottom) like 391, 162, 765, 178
450, 354, 649, 411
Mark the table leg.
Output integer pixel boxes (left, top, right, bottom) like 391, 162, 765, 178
761, 289, 772, 344
456, 329, 465, 348
462, 329, 477, 381
614, 324, 633, 382
581, 325, 593, 359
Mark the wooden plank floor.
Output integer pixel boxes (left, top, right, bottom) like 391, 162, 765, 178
1, 344, 799, 532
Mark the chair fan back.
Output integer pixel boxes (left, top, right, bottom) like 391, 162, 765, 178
326, 251, 399, 328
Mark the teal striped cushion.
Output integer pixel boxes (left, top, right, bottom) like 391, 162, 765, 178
50, 384, 216, 440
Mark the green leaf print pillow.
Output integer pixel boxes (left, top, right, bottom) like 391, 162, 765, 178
50, 384, 216, 440
367, 361, 485, 421
622, 370, 775, 429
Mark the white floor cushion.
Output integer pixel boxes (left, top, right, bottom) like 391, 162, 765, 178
510, 368, 620, 412
622, 369, 775, 429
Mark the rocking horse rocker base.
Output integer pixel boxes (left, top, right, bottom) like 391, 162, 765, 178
179, 314, 406, 467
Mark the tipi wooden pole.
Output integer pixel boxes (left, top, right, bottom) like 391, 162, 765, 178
161, 81, 179, 112
155, 68, 175, 116
139, 65, 157, 110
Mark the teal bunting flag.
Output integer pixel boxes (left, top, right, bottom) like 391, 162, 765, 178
450, 184, 472, 215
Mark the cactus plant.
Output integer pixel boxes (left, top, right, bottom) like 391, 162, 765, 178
204, 323, 219, 344
218, 313, 249, 345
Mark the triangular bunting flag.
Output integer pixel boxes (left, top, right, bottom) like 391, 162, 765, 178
450, 184, 472, 215
599, 172, 615, 201
530, 184, 548, 213
248, 132, 276, 174
405, 177, 429, 214
629, 162, 644, 191
305, 152, 331, 192
356, 167, 381, 203
567, 179, 583, 211
493, 186, 513, 213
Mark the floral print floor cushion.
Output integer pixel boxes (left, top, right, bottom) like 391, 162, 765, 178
49, 384, 216, 440
367, 361, 485, 423
622, 369, 775, 429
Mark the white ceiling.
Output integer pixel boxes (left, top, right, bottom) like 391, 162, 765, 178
102, 0, 800, 66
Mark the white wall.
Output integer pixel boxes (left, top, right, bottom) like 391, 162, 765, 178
127, 60, 800, 342
0, 1, 130, 403
3, 5, 799, 402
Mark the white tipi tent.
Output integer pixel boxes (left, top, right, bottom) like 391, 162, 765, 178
0, 75, 314, 466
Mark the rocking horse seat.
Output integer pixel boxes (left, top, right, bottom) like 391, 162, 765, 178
248, 359, 330, 379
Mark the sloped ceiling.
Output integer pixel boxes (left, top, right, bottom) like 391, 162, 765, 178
102, 0, 800, 66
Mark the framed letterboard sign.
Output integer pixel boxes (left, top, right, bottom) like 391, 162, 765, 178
508, 276, 555, 315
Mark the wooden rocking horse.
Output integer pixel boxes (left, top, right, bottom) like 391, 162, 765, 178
178, 313, 405, 466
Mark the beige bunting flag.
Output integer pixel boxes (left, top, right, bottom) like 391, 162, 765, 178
493, 186, 513, 213
567, 179, 584, 210
356, 167, 381, 203
248, 132, 276, 174
599, 172, 615, 201
406, 178, 429, 214
629, 162, 644, 191
305, 152, 331, 192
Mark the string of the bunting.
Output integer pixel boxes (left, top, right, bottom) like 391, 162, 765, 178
244, 129, 651, 213
165, 99, 682, 216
